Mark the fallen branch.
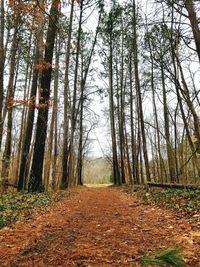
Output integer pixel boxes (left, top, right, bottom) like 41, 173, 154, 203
0, 180, 18, 188
147, 182, 200, 190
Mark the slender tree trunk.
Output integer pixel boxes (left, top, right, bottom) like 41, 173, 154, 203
108, 15, 121, 185
116, 59, 125, 184
61, 0, 75, 189
18, 16, 44, 191
119, 30, 126, 184
68, 0, 84, 186
1, 20, 19, 183
132, 0, 150, 182
76, 78, 84, 186
160, 62, 176, 182
146, 31, 166, 182
0, 0, 5, 145
76, 8, 102, 186
124, 122, 133, 184
129, 54, 139, 184
15, 31, 33, 184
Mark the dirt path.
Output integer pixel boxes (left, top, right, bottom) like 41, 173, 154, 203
0, 187, 199, 266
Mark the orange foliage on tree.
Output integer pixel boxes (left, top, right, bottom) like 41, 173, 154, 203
6, 97, 52, 109
33, 60, 52, 71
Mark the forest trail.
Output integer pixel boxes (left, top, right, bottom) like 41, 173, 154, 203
0, 187, 199, 267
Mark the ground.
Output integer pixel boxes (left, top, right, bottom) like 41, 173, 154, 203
0, 187, 199, 266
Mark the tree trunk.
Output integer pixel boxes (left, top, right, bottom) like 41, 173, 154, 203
18, 12, 44, 191
160, 63, 176, 182
0, 0, 5, 144
108, 14, 121, 185
44, 34, 60, 191
68, 0, 84, 186
15, 31, 33, 184
61, 0, 75, 189
76, 77, 84, 186
119, 30, 126, 184
1, 20, 19, 184
129, 54, 139, 184
132, 0, 150, 182
146, 31, 166, 182
76, 7, 102, 186
185, 0, 200, 63
28, 0, 60, 192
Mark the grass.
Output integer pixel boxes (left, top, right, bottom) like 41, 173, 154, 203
85, 183, 113, 188
141, 247, 186, 267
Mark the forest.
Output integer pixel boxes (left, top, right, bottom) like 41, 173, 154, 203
0, 0, 199, 192
0, 1, 200, 266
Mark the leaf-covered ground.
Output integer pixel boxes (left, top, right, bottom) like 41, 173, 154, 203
0, 191, 71, 229
143, 188, 200, 216
0, 187, 199, 266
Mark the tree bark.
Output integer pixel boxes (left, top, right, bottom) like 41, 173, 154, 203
61, 0, 75, 189
28, 0, 60, 192
129, 53, 139, 184
0, 0, 5, 143
68, 0, 84, 186
18, 10, 44, 191
1, 19, 19, 183
107, 9, 121, 186
160, 62, 176, 182
44, 34, 60, 191
185, 0, 200, 63
132, 0, 150, 182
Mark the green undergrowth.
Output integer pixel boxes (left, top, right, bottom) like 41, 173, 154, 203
141, 246, 186, 267
142, 188, 200, 216
0, 190, 71, 228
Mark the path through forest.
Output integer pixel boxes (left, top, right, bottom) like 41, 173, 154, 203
0, 187, 199, 266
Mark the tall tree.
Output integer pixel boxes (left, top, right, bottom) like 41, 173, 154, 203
1, 11, 21, 184
61, 0, 75, 189
28, 0, 60, 192
0, 0, 5, 137
18, 7, 44, 191
76, 6, 103, 185
107, 6, 121, 185
132, 0, 150, 182
184, 0, 200, 63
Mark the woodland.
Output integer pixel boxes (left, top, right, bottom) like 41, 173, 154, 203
0, 1, 200, 266
0, 0, 200, 191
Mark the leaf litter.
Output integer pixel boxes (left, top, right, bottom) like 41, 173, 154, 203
0, 187, 199, 266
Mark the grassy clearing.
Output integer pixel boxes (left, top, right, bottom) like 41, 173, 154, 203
85, 183, 113, 188
0, 190, 71, 229
142, 188, 200, 216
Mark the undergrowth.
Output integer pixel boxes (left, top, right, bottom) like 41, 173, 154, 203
142, 188, 200, 216
141, 247, 186, 267
0, 190, 71, 228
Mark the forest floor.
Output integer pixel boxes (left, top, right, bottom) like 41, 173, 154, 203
0, 186, 199, 267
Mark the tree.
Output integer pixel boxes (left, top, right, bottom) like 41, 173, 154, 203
184, 0, 200, 63
18, 4, 45, 191
1, 10, 21, 184
100, 4, 123, 185
28, 0, 60, 192
132, 0, 151, 182
61, 0, 75, 189
0, 0, 5, 137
